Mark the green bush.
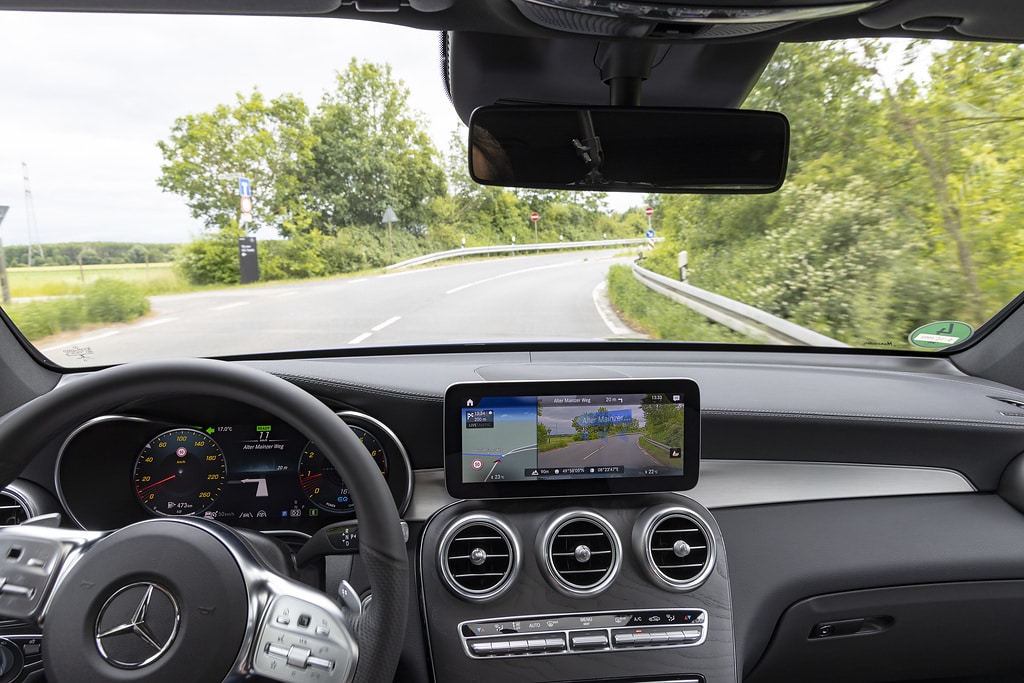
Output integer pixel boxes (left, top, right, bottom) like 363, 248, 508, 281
83, 278, 150, 322
7, 298, 85, 340
176, 230, 243, 285
5, 277, 150, 341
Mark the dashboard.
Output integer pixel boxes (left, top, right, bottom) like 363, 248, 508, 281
55, 400, 411, 536
3, 349, 1024, 683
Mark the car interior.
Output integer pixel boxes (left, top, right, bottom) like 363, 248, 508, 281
2, 1, 1024, 683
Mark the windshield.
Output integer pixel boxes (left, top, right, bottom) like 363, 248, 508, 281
0, 12, 1020, 365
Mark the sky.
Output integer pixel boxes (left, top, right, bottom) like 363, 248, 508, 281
0, 11, 643, 247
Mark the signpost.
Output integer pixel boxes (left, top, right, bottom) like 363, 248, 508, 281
238, 236, 259, 284
238, 177, 252, 226
530, 211, 540, 243
382, 205, 398, 265
0, 206, 9, 304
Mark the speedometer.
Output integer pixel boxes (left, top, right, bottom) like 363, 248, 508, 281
298, 426, 388, 515
133, 428, 227, 516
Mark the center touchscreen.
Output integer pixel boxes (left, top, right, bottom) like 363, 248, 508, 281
444, 379, 699, 499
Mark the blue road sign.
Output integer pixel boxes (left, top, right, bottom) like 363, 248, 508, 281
645, 228, 655, 239
238, 178, 252, 197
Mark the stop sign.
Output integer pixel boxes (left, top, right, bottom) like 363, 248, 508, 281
644, 206, 654, 217
530, 212, 539, 222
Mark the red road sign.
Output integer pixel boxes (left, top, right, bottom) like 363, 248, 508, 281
530, 212, 539, 222
644, 206, 654, 217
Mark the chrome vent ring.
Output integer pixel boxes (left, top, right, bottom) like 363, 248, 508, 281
540, 510, 621, 597
439, 513, 520, 602
635, 505, 716, 591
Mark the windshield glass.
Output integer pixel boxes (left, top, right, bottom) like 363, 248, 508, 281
0, 12, 1020, 365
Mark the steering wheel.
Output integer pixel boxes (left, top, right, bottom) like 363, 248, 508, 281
0, 359, 408, 683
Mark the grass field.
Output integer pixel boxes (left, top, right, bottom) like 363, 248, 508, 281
4, 263, 187, 298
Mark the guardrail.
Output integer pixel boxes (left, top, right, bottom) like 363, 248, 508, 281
631, 262, 848, 347
385, 238, 663, 271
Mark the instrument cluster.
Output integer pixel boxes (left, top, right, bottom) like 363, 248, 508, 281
56, 410, 411, 535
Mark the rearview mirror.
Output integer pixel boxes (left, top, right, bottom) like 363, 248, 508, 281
469, 105, 789, 194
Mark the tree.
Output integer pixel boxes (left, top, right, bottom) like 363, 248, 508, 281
308, 60, 446, 232
157, 90, 317, 236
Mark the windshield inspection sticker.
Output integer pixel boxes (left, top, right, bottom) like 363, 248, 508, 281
909, 321, 973, 349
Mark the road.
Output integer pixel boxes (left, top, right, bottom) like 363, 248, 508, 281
540, 434, 662, 470
37, 250, 641, 366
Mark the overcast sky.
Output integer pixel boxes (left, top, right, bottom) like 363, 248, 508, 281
0, 11, 643, 246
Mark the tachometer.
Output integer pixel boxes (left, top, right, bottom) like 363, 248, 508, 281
134, 428, 227, 516
298, 426, 388, 515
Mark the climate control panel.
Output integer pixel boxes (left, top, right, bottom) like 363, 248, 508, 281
459, 608, 707, 659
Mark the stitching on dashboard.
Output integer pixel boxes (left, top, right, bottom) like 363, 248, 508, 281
573, 361, 1024, 398
705, 408, 1024, 429
275, 372, 444, 403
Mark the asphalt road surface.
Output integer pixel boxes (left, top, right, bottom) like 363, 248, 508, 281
540, 433, 662, 470
37, 250, 641, 366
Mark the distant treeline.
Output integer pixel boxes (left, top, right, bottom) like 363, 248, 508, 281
4, 243, 178, 267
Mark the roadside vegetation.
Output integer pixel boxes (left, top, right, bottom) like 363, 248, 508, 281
157, 59, 647, 285
641, 40, 1024, 349
605, 265, 748, 343
6, 278, 150, 340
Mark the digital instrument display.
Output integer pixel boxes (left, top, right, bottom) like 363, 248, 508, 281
444, 379, 699, 499
130, 420, 392, 530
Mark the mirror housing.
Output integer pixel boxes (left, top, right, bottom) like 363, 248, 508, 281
469, 105, 789, 194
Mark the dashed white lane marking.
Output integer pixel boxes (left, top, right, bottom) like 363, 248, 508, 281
272, 291, 299, 298
371, 316, 401, 332
583, 446, 606, 461
446, 262, 582, 295
349, 315, 402, 344
212, 301, 250, 311
137, 317, 179, 328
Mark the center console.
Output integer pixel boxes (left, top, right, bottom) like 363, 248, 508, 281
417, 379, 738, 683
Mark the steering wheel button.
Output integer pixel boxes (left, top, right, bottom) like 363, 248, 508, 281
286, 645, 312, 669
315, 625, 330, 637
266, 643, 291, 659
276, 615, 290, 626
307, 655, 335, 672
298, 613, 311, 628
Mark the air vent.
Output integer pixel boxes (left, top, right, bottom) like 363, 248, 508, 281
439, 514, 519, 602
636, 507, 715, 591
541, 511, 620, 597
992, 396, 1024, 410
0, 491, 29, 527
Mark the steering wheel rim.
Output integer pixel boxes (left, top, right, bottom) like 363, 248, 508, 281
0, 358, 408, 683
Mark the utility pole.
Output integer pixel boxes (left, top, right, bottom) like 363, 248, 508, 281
22, 163, 44, 266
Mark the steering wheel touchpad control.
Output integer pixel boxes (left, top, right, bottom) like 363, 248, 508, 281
460, 609, 707, 659
254, 595, 356, 682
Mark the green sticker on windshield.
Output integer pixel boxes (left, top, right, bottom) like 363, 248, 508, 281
909, 321, 973, 349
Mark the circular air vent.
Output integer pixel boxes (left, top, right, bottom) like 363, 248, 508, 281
438, 514, 519, 602
635, 506, 715, 591
540, 511, 621, 597
0, 490, 29, 526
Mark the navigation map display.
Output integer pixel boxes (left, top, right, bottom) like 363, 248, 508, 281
444, 379, 699, 499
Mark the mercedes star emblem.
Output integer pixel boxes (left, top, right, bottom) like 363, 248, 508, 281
95, 582, 180, 669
